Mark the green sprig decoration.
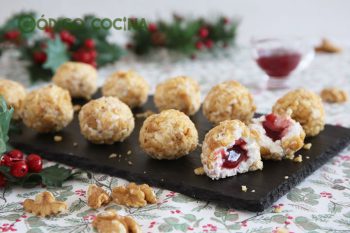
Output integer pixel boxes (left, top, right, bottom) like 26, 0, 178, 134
0, 96, 13, 155
128, 14, 239, 55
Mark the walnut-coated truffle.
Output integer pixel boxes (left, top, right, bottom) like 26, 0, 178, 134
102, 70, 150, 108
79, 97, 134, 144
0, 78, 26, 120
272, 88, 325, 136
52, 62, 97, 99
154, 76, 201, 115
320, 87, 348, 103
203, 80, 256, 124
139, 109, 198, 160
201, 120, 263, 180
21, 85, 73, 133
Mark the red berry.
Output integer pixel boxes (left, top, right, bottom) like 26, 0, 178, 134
8, 150, 24, 160
148, 23, 157, 33
10, 161, 28, 178
223, 17, 229, 24
195, 41, 204, 50
198, 27, 209, 38
44, 27, 54, 39
0, 155, 13, 167
90, 50, 97, 59
204, 40, 214, 49
4, 30, 20, 40
26, 154, 43, 173
84, 39, 95, 49
60, 30, 76, 46
33, 51, 47, 64
0, 173, 6, 187
80, 52, 92, 63
90, 61, 97, 68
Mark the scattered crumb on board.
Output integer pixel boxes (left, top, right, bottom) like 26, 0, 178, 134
293, 155, 303, 163
194, 167, 205, 175
303, 143, 312, 150
135, 110, 155, 118
241, 185, 247, 192
109, 153, 117, 159
54, 135, 63, 142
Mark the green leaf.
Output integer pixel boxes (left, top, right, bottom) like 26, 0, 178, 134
1, 213, 21, 221
27, 229, 44, 233
271, 215, 287, 224
26, 216, 47, 228
227, 223, 241, 230
226, 213, 239, 222
294, 216, 320, 231
158, 223, 173, 232
172, 194, 194, 203
173, 223, 189, 232
183, 214, 196, 222
43, 36, 69, 72
40, 164, 74, 187
0, 96, 14, 154
164, 217, 179, 225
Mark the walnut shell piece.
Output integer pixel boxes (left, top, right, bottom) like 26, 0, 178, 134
0, 78, 26, 120
111, 183, 157, 208
139, 109, 198, 160
23, 191, 67, 217
154, 76, 201, 115
202, 80, 256, 124
92, 210, 141, 233
87, 184, 110, 209
320, 87, 348, 103
272, 88, 325, 136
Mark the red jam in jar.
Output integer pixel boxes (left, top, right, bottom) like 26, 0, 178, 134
256, 48, 301, 78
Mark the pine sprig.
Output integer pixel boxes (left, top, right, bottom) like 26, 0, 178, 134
128, 15, 239, 55
0, 96, 13, 155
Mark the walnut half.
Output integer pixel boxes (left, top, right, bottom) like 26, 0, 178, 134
23, 191, 67, 217
112, 183, 157, 208
92, 210, 141, 233
87, 184, 110, 209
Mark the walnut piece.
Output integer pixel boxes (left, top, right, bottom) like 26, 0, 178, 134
315, 39, 342, 53
320, 87, 348, 103
92, 210, 141, 233
112, 183, 157, 207
194, 167, 205, 175
87, 184, 110, 209
23, 191, 67, 217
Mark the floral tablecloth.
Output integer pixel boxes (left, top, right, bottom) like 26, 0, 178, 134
1, 46, 350, 233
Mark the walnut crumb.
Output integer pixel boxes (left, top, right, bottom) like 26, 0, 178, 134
293, 155, 303, 163
73, 142, 78, 147
303, 143, 312, 150
109, 153, 117, 159
54, 135, 63, 142
194, 167, 205, 175
315, 39, 342, 53
284, 176, 289, 180
111, 183, 157, 207
128, 161, 133, 165
127, 150, 132, 155
251, 190, 255, 193
285, 153, 295, 160
73, 104, 81, 112
320, 87, 348, 103
306, 156, 310, 159
93, 210, 141, 233
241, 185, 247, 192
87, 184, 110, 209
135, 110, 155, 118
23, 191, 67, 217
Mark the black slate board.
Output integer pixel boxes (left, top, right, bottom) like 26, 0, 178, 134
9, 93, 350, 212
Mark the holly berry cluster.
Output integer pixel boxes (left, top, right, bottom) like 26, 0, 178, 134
0, 149, 42, 187
0, 12, 124, 82
128, 14, 238, 56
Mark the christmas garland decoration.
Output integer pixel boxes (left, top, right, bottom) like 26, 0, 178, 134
0, 12, 124, 82
127, 14, 239, 55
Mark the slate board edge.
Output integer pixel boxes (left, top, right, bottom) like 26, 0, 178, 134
11, 128, 350, 212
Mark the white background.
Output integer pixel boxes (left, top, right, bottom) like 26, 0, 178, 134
0, 0, 349, 45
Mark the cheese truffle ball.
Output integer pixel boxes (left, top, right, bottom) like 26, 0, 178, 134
21, 85, 73, 133
79, 97, 134, 144
272, 89, 325, 136
154, 76, 201, 115
201, 120, 263, 180
139, 109, 198, 160
52, 62, 97, 99
0, 79, 26, 120
249, 113, 305, 160
102, 70, 149, 108
203, 81, 256, 124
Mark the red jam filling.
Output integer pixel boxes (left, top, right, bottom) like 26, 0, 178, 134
262, 113, 290, 141
221, 139, 248, 169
